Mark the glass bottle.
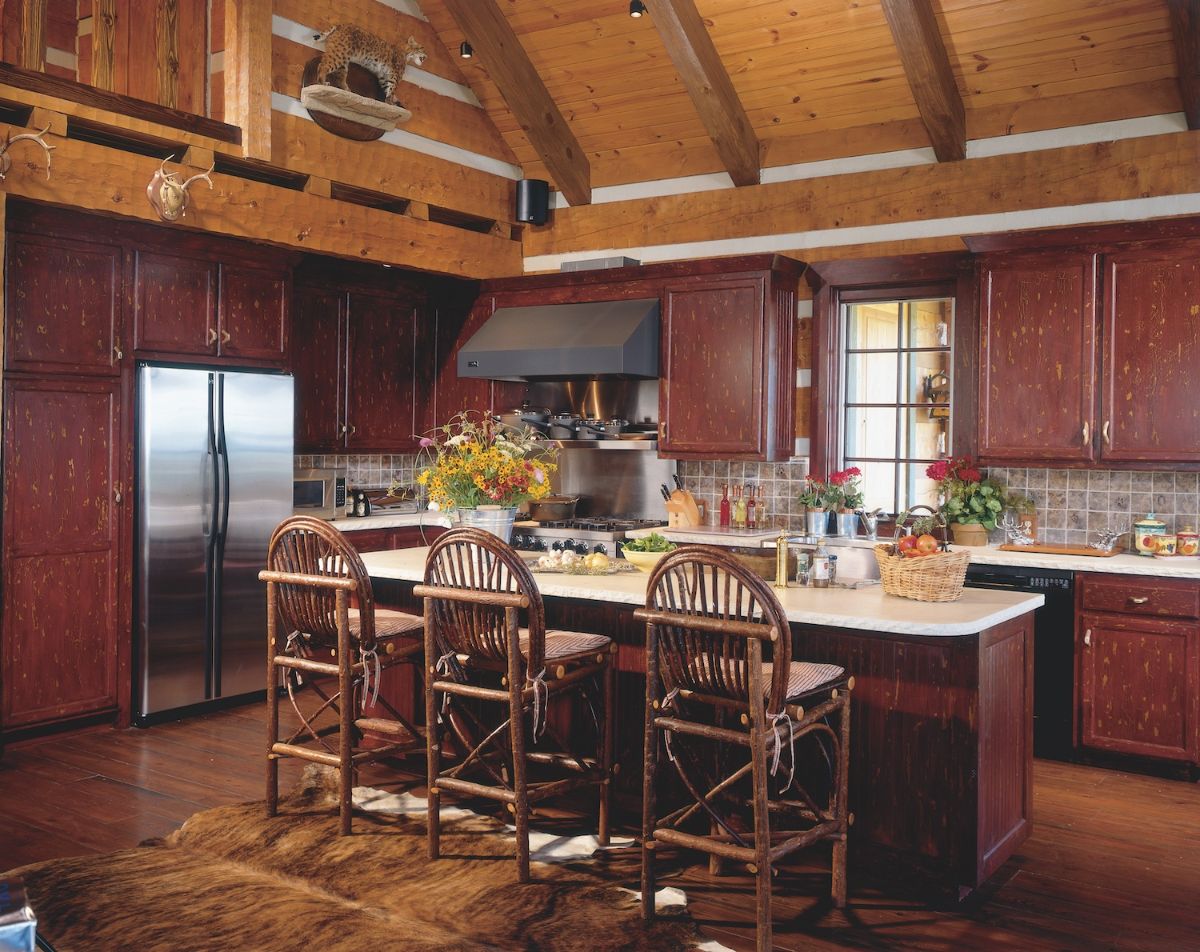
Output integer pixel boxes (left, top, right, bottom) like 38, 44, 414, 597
733, 486, 747, 528
747, 485, 757, 529
719, 484, 731, 527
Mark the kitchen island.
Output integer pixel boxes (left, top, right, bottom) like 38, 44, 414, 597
363, 547, 1044, 898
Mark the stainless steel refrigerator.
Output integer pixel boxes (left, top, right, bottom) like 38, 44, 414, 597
136, 364, 294, 722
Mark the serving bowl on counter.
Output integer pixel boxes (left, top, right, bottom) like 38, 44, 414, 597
621, 548, 674, 573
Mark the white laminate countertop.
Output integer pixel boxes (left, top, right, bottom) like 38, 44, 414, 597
331, 512, 453, 532
360, 547, 1043, 638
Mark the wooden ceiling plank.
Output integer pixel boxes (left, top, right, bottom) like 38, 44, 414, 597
880, 0, 965, 162
440, 0, 590, 206
1168, 0, 1200, 128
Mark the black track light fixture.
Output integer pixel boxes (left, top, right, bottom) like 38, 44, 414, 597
629, 1, 646, 17
460, 40, 473, 58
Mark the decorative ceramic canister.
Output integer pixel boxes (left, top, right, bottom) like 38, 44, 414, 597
1177, 525, 1199, 557
1133, 513, 1167, 557
1155, 534, 1178, 557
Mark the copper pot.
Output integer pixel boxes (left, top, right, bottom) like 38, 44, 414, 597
526, 495, 579, 521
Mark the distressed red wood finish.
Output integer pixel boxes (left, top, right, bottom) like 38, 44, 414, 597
1103, 242, 1200, 463
218, 264, 289, 362
292, 284, 344, 452
1077, 573, 1200, 765
2, 377, 125, 730
373, 577, 1034, 897
345, 291, 418, 452
339, 526, 446, 554
4, 231, 122, 376
470, 256, 802, 461
133, 250, 218, 355
977, 252, 1098, 463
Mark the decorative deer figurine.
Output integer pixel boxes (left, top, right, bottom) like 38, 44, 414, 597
146, 155, 215, 222
0, 126, 55, 181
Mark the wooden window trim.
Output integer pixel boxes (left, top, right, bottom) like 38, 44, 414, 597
807, 253, 976, 480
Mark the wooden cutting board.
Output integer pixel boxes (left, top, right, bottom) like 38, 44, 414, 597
998, 542, 1120, 557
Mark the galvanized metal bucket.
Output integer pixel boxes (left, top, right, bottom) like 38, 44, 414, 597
456, 506, 518, 544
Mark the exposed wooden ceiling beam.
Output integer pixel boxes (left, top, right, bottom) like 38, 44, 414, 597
1168, 0, 1200, 129
440, 0, 590, 207
648, 0, 760, 187
880, 0, 965, 162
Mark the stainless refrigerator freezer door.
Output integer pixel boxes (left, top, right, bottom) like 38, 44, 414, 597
138, 366, 215, 716
216, 371, 294, 698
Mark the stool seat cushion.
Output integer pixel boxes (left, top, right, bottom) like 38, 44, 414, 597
348, 607, 423, 640
767, 661, 846, 701
520, 629, 612, 663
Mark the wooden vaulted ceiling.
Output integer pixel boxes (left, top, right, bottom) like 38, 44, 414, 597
421, 0, 1187, 195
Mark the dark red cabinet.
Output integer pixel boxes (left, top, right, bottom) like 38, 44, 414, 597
292, 280, 425, 454
1076, 574, 1200, 765
1102, 243, 1200, 463
5, 231, 122, 376
2, 377, 125, 729
219, 264, 289, 361
977, 252, 1098, 463
133, 250, 218, 355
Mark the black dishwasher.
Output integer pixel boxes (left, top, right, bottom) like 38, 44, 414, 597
965, 564, 1075, 760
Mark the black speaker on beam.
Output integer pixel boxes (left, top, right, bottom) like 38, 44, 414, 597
515, 178, 550, 225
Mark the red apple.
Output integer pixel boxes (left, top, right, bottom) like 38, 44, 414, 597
897, 534, 919, 556
915, 534, 939, 556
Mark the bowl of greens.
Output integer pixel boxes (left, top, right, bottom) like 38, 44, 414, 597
620, 532, 678, 572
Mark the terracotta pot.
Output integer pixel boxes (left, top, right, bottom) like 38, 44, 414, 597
950, 522, 989, 547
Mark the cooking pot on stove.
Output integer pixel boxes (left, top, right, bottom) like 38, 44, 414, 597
549, 411, 580, 440
526, 494, 579, 522
494, 404, 550, 434
604, 418, 629, 436
576, 419, 605, 439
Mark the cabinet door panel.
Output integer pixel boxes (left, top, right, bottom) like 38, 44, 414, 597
5, 233, 121, 375
293, 287, 345, 452
133, 250, 217, 355
2, 379, 122, 727
661, 280, 765, 456
1078, 612, 1199, 762
219, 265, 289, 362
978, 254, 1097, 461
1103, 246, 1200, 462
346, 292, 418, 452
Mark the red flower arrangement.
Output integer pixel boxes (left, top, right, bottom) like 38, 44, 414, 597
925, 456, 1005, 530
798, 466, 864, 511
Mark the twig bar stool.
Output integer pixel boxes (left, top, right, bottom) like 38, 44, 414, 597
260, 516, 425, 835
414, 527, 616, 882
636, 546, 852, 952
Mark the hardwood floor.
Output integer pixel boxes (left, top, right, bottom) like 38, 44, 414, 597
2, 702, 1199, 951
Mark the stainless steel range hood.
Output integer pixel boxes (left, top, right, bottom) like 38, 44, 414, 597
457, 299, 659, 380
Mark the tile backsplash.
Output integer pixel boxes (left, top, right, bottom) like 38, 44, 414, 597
677, 459, 811, 531
295, 454, 421, 491
987, 468, 1200, 546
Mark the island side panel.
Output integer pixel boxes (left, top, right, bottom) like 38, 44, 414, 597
976, 614, 1035, 885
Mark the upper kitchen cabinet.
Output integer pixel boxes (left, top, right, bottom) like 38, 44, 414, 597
292, 263, 439, 454
218, 264, 290, 362
5, 230, 123, 377
977, 251, 1099, 463
133, 250, 218, 355
466, 256, 801, 461
1102, 243, 1200, 463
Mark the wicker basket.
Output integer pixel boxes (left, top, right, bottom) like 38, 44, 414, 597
873, 544, 970, 602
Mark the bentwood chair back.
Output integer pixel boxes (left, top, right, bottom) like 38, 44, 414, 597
636, 546, 852, 952
416, 527, 615, 882
261, 516, 424, 836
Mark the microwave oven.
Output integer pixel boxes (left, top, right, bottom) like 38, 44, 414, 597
293, 468, 347, 520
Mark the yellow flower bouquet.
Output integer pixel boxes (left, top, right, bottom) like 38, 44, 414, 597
416, 411, 557, 511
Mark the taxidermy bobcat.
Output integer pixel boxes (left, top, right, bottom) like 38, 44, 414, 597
314, 26, 427, 104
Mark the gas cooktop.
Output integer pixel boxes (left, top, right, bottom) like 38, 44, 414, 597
512, 516, 667, 557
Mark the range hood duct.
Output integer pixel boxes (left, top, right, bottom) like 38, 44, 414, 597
457, 299, 659, 380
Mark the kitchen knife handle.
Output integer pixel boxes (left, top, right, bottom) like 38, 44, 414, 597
1081, 421, 1090, 446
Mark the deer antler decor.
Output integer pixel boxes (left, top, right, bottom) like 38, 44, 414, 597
0, 126, 55, 181
146, 155, 215, 222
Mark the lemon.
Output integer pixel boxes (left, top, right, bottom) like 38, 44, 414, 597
583, 552, 610, 571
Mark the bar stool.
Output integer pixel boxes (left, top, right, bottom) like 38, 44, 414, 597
635, 545, 852, 952
260, 516, 425, 835
414, 527, 616, 881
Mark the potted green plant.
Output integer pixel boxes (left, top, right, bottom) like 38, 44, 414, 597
925, 457, 1004, 546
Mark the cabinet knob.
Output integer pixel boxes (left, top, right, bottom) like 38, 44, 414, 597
114, 489, 123, 505
341, 424, 348, 435
207, 327, 218, 346
220, 329, 231, 345
1083, 628, 1091, 647
1081, 421, 1090, 445
349, 424, 357, 436
1129, 596, 1149, 605
1102, 420, 1111, 446
113, 344, 123, 360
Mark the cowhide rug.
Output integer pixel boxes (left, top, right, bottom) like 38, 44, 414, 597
7, 767, 729, 952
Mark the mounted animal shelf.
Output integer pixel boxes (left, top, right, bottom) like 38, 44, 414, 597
301, 26, 425, 141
